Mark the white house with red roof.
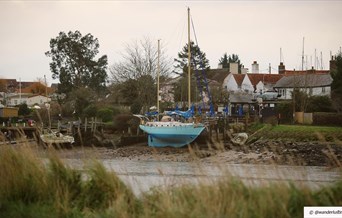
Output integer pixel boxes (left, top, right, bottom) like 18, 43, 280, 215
223, 72, 284, 94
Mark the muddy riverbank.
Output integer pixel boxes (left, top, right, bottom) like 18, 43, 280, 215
35, 138, 342, 167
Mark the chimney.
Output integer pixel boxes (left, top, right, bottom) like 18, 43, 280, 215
251, 61, 259, 73
241, 65, 248, 74
230, 62, 238, 74
278, 62, 285, 74
330, 56, 337, 72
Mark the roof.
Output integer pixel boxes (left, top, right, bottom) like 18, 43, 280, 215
247, 73, 284, 86
0, 79, 18, 92
274, 74, 333, 88
20, 81, 36, 89
229, 93, 254, 104
19, 82, 53, 94
233, 74, 245, 86
206, 68, 230, 83
284, 69, 330, 75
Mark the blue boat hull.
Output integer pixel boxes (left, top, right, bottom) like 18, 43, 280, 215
139, 124, 205, 147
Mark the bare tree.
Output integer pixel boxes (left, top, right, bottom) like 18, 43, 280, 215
110, 37, 171, 83
109, 37, 172, 112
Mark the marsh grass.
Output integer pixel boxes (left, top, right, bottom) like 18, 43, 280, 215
0, 146, 139, 217
0, 144, 341, 218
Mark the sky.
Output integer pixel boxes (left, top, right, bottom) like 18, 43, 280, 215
1, 0, 342, 86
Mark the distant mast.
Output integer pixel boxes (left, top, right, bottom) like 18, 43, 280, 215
44, 75, 48, 102
302, 37, 305, 71
19, 77, 21, 104
157, 39, 160, 120
187, 7, 191, 109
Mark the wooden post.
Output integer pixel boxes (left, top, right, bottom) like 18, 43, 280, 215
84, 117, 87, 132
94, 117, 97, 134
78, 117, 81, 134
90, 117, 94, 133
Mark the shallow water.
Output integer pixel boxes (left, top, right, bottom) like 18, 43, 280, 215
59, 159, 342, 196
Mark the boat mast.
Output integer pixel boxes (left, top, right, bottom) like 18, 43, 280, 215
187, 7, 191, 109
157, 39, 160, 121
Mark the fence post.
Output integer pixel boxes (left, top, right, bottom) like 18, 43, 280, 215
90, 117, 94, 133
84, 117, 87, 132
94, 117, 97, 135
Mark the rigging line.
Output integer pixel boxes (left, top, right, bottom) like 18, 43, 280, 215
174, 12, 187, 58
189, 11, 214, 115
190, 15, 199, 46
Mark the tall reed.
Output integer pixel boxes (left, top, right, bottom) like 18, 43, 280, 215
0, 145, 341, 218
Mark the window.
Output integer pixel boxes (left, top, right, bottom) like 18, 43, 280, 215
309, 88, 313, 95
322, 87, 326, 93
14, 100, 17, 105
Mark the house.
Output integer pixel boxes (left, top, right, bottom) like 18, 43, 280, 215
6, 93, 51, 107
274, 73, 333, 100
223, 73, 284, 93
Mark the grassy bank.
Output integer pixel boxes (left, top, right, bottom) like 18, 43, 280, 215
248, 124, 342, 142
0, 146, 341, 218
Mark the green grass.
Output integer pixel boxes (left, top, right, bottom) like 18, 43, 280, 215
271, 125, 342, 133
0, 146, 341, 218
249, 124, 342, 142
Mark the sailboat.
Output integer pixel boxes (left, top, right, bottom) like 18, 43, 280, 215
139, 8, 205, 147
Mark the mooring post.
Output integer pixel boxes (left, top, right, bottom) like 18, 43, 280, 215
84, 117, 87, 132
94, 117, 97, 133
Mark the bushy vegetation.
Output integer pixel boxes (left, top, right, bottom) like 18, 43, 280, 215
276, 95, 336, 124
0, 146, 341, 218
313, 112, 342, 126
97, 108, 114, 122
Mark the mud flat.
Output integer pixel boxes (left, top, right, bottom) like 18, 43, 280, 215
34, 139, 342, 167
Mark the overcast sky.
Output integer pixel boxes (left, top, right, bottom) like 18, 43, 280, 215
1, 1, 342, 85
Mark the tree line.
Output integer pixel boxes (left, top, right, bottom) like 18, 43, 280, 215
43, 30, 242, 118
43, 30, 342, 120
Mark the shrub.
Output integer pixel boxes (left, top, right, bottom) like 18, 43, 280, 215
83, 104, 97, 118
97, 108, 113, 122
276, 101, 293, 124
313, 112, 342, 126
306, 96, 334, 113
112, 114, 133, 132
130, 101, 142, 114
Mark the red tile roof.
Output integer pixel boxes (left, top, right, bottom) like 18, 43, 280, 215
233, 74, 245, 86
247, 74, 284, 86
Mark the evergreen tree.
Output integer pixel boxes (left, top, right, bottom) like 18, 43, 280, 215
174, 41, 210, 74
218, 53, 243, 73
173, 41, 210, 106
218, 53, 229, 68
